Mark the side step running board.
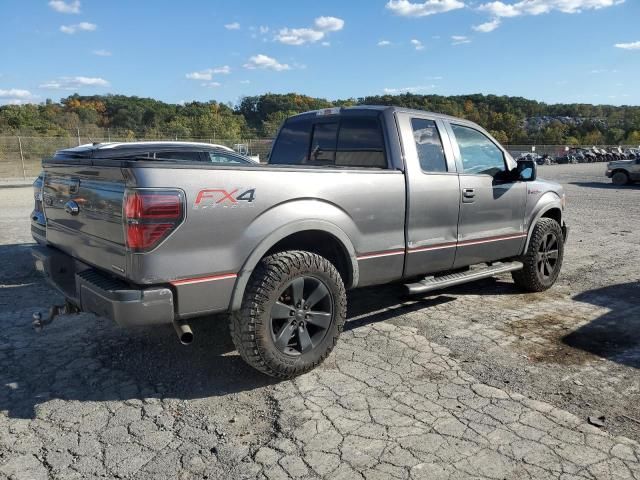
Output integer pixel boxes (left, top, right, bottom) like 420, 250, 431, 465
405, 261, 523, 295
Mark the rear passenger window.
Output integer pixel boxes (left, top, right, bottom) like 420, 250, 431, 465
411, 119, 447, 173
268, 118, 312, 165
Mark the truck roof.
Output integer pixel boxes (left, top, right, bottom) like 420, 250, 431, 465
287, 105, 466, 124
54, 141, 235, 159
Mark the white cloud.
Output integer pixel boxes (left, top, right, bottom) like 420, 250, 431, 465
201, 82, 222, 88
0, 89, 33, 99
243, 54, 291, 71
321, 41, 331, 47
225, 22, 240, 30
60, 22, 96, 34
39, 76, 109, 90
314, 16, 345, 32
411, 39, 425, 50
259, 26, 269, 34
378, 40, 392, 46
451, 35, 471, 44
614, 40, 640, 50
185, 66, 231, 80
214, 65, 231, 74
275, 16, 344, 45
473, 18, 501, 31
92, 49, 112, 56
276, 28, 324, 45
386, 0, 465, 17
49, 0, 80, 14
240, 80, 251, 84
384, 85, 436, 94
479, 0, 624, 18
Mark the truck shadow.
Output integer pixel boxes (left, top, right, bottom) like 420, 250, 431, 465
0, 244, 280, 419
562, 281, 640, 369
0, 244, 460, 419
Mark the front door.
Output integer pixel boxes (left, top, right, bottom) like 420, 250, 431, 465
397, 113, 460, 277
446, 123, 527, 268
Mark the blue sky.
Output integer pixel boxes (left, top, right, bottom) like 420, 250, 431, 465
0, 0, 638, 106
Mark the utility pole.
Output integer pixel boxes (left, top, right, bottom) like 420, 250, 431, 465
77, 127, 81, 146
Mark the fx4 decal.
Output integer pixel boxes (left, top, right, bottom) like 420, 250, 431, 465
194, 188, 256, 209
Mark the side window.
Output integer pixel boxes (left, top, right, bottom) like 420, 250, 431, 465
268, 118, 312, 165
451, 124, 506, 176
154, 151, 203, 162
411, 118, 447, 173
336, 117, 386, 168
309, 122, 338, 165
208, 152, 246, 164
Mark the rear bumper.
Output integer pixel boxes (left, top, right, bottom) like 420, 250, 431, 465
32, 245, 175, 327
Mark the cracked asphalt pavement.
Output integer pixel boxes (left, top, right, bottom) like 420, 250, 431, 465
1, 163, 639, 479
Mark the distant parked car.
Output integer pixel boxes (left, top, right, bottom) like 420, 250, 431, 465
606, 156, 640, 185
31, 142, 258, 244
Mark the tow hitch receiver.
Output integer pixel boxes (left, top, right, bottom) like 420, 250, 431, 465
32, 301, 79, 332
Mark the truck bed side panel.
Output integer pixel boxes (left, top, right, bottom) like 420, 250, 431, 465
126, 166, 406, 316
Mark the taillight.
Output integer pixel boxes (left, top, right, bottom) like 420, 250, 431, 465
124, 189, 184, 252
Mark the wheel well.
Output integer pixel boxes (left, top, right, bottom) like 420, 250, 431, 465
541, 207, 561, 226
265, 230, 352, 287
612, 169, 629, 176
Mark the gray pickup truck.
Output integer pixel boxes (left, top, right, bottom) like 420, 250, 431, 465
33, 106, 568, 378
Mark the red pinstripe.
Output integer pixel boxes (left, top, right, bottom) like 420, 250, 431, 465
357, 232, 526, 261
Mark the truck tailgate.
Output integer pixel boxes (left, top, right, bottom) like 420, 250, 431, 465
43, 164, 128, 275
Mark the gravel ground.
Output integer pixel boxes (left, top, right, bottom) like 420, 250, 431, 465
0, 162, 639, 479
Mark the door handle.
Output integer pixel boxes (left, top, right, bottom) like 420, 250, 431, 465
462, 188, 475, 203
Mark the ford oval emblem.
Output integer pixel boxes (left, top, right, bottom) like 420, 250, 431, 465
64, 200, 80, 216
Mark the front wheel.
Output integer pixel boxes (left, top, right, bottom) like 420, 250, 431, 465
230, 251, 346, 378
612, 171, 630, 186
512, 218, 564, 292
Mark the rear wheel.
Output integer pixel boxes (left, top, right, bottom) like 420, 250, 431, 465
612, 171, 630, 186
512, 218, 564, 292
230, 251, 346, 378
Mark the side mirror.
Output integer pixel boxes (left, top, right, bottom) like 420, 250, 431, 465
516, 159, 537, 182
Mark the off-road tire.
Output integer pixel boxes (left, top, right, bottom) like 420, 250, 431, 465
612, 171, 629, 186
230, 251, 347, 378
512, 218, 564, 292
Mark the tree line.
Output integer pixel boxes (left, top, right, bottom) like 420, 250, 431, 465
1, 92, 639, 145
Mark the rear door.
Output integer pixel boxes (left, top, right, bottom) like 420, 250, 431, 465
397, 113, 460, 277
446, 122, 527, 268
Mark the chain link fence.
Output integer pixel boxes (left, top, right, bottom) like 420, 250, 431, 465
0, 136, 274, 181
1, 135, 638, 181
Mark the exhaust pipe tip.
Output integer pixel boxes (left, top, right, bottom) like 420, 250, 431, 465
173, 321, 194, 345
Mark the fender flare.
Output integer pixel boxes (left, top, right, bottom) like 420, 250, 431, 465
522, 195, 563, 253
228, 220, 359, 311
